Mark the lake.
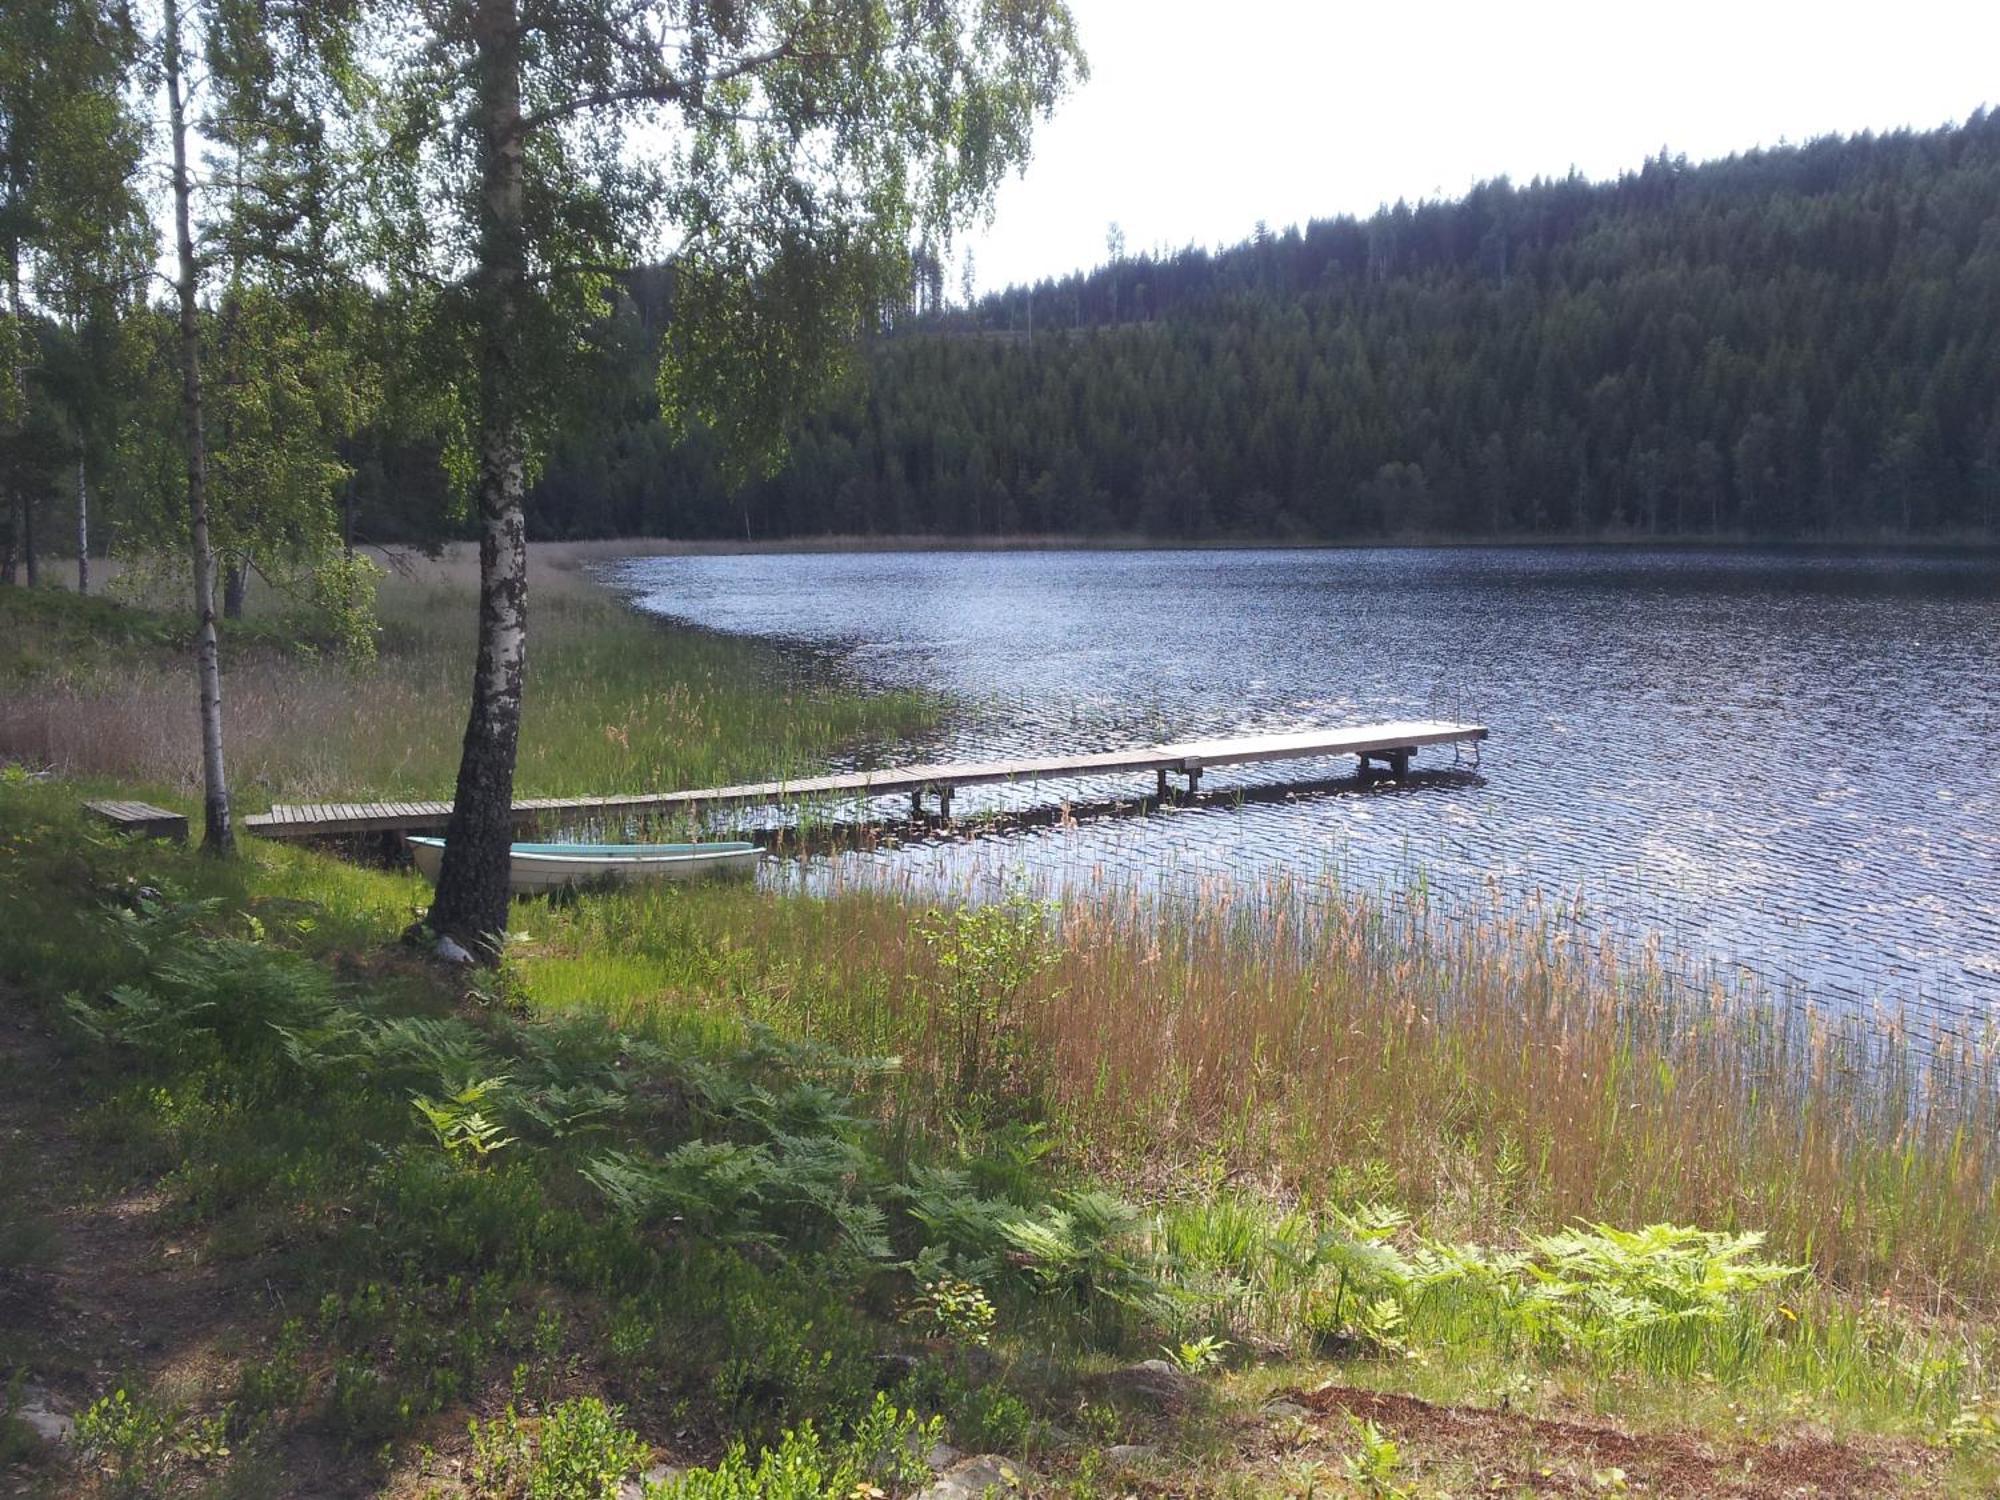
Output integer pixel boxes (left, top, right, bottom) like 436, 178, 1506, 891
611, 546, 2000, 1028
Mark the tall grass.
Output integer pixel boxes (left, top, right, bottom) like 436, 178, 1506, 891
0, 546, 934, 805
518, 865, 2000, 1310
13, 555, 1996, 1310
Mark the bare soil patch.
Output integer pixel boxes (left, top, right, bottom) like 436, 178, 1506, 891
0, 1000, 363, 1497
1279, 1383, 1941, 1499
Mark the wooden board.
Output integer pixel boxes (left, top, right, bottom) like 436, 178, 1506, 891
241, 720, 1488, 840
83, 799, 190, 843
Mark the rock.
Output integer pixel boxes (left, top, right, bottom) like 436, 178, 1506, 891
1104, 1443, 1161, 1465
13, 1387, 72, 1445
619, 1462, 683, 1498
1091, 1358, 1201, 1411
433, 934, 475, 965
914, 1454, 1026, 1499
958, 1345, 999, 1381
1261, 1398, 1310, 1421
924, 1440, 965, 1471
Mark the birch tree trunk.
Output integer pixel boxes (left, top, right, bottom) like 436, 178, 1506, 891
426, 0, 528, 956
164, 0, 233, 854
76, 459, 88, 595
6, 262, 28, 589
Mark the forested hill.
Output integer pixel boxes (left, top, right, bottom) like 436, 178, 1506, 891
528, 111, 2000, 542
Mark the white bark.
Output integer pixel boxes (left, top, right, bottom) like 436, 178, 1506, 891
76, 459, 89, 596
428, 0, 530, 951
165, 0, 232, 853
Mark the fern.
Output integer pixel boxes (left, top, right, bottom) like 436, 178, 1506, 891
997, 1189, 1161, 1307
411, 1076, 519, 1164
362, 1015, 501, 1087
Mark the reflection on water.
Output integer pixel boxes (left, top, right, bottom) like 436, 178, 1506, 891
610, 546, 2000, 1025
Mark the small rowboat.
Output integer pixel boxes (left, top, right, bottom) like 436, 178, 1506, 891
406, 836, 762, 895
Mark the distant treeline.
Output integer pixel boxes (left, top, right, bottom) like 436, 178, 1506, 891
518, 111, 2000, 543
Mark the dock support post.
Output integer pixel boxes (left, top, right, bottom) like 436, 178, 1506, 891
910, 786, 953, 820
1357, 748, 1414, 781
1156, 768, 1169, 800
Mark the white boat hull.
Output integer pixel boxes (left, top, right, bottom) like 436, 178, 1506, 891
407, 837, 762, 895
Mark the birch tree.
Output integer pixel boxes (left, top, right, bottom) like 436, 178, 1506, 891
369, 0, 1084, 954
127, 0, 370, 850
203, 0, 378, 623
0, 0, 145, 589
156, 0, 242, 849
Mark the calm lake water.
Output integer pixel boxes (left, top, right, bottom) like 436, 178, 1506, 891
611, 547, 2000, 1025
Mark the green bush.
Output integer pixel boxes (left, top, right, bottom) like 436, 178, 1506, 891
915, 893, 1060, 1101
659, 1394, 937, 1500
471, 1396, 649, 1500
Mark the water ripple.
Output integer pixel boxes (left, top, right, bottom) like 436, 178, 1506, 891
610, 545, 2000, 1028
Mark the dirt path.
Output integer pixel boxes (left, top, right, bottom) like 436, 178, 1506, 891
0, 1000, 361, 1497
1263, 1383, 1943, 1499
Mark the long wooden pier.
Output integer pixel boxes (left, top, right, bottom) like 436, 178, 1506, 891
242, 719, 1487, 842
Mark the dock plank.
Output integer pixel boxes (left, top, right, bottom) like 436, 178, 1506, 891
242, 720, 1487, 840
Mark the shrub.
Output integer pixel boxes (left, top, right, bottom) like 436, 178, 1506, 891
470, 1396, 648, 1500
658, 1394, 937, 1500
915, 893, 1060, 1101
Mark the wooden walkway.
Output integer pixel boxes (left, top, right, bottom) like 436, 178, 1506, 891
241, 720, 1487, 841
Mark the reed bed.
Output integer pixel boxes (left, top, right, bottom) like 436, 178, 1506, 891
0, 546, 934, 804
523, 862, 2000, 1311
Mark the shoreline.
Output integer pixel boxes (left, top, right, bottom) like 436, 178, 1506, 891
515, 529, 2000, 562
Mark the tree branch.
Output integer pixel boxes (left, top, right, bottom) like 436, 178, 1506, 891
515, 38, 795, 137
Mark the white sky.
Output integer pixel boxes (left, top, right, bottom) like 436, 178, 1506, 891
960, 0, 2000, 293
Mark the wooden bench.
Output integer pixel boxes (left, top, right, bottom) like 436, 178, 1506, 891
84, 799, 190, 843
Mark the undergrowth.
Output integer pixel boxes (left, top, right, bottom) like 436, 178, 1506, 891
2, 780, 1994, 1497
0, 560, 936, 806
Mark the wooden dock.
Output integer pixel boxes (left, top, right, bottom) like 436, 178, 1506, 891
241, 720, 1487, 842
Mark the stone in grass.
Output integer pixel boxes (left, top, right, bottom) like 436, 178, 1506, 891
1261, 1398, 1311, 1421
14, 1387, 73, 1445
915, 1454, 1028, 1499
619, 1462, 683, 1499
1090, 1358, 1202, 1411
1105, 1443, 1162, 1465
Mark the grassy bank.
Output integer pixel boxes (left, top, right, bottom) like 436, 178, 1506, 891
525, 870, 2000, 1308
0, 548, 935, 806
3, 571, 1999, 1496
4, 781, 1997, 1498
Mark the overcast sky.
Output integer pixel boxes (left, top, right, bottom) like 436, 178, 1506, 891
959, 0, 2000, 293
